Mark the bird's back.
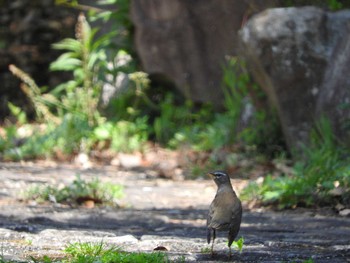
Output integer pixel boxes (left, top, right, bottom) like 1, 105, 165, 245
207, 186, 242, 242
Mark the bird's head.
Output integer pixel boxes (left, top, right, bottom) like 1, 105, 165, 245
208, 171, 231, 187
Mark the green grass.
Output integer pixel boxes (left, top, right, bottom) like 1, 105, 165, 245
27, 242, 171, 263
288, 259, 314, 263
23, 174, 124, 206
63, 242, 168, 263
242, 117, 350, 209
232, 237, 244, 253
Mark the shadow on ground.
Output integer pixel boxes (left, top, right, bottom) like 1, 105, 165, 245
0, 162, 350, 262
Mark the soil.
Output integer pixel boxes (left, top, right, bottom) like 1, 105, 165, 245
0, 161, 349, 262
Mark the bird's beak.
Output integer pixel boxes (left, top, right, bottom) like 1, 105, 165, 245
207, 172, 215, 178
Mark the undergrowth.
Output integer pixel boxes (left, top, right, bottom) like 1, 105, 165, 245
29, 241, 171, 263
242, 117, 350, 209
3, 0, 283, 168
23, 174, 124, 206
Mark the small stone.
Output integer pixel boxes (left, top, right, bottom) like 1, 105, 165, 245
118, 153, 142, 168
335, 203, 345, 211
74, 153, 92, 169
110, 157, 120, 166
339, 209, 350, 217
115, 235, 138, 244
329, 187, 345, 196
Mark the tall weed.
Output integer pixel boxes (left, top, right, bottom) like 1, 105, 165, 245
243, 117, 350, 208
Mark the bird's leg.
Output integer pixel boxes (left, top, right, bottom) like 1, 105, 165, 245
211, 229, 216, 257
229, 246, 232, 259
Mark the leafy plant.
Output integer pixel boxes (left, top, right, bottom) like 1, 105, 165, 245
2, 114, 93, 160
7, 12, 107, 158
232, 236, 244, 253
64, 241, 167, 263
93, 117, 149, 153
7, 102, 27, 125
327, 0, 343, 10
161, 58, 246, 150
23, 174, 124, 206
50, 12, 107, 124
5, 7, 152, 160
0, 125, 17, 155
8, 65, 60, 124
122, 71, 155, 119
65, 242, 167, 263
242, 117, 350, 208
200, 247, 211, 254
282, 0, 348, 10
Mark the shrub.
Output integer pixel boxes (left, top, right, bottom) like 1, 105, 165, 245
242, 117, 350, 208
23, 174, 124, 206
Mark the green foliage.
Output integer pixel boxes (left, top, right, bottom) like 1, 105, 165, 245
289, 259, 314, 263
0, 125, 17, 154
200, 247, 211, 254
222, 57, 249, 131
8, 65, 60, 124
32, 241, 169, 263
88, 0, 132, 51
243, 117, 350, 208
154, 96, 213, 145
7, 13, 109, 159
2, 114, 92, 160
64, 242, 120, 263
23, 174, 124, 206
2, 1, 273, 172
50, 13, 106, 124
7, 102, 27, 124
5, 6, 151, 160
282, 0, 347, 10
64, 242, 168, 263
166, 57, 282, 157
327, 0, 343, 10
166, 58, 249, 151
231, 236, 245, 253
55, 0, 79, 7
93, 118, 149, 153
120, 71, 155, 119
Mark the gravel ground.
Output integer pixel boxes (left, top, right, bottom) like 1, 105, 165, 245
0, 162, 349, 262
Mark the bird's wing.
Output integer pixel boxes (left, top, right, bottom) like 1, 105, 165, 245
207, 197, 232, 230
228, 199, 242, 247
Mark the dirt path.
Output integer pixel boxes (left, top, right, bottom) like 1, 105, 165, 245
0, 162, 349, 262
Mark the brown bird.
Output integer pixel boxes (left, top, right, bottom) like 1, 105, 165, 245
207, 171, 242, 258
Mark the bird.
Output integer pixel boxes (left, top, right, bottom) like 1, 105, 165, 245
207, 171, 242, 258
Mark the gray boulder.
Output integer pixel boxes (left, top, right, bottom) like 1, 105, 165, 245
131, 0, 277, 107
316, 10, 350, 143
239, 7, 350, 151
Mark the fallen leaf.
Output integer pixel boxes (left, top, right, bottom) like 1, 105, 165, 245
153, 246, 168, 251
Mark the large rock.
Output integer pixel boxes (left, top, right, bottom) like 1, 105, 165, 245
131, 0, 277, 107
316, 11, 350, 143
239, 7, 350, 151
